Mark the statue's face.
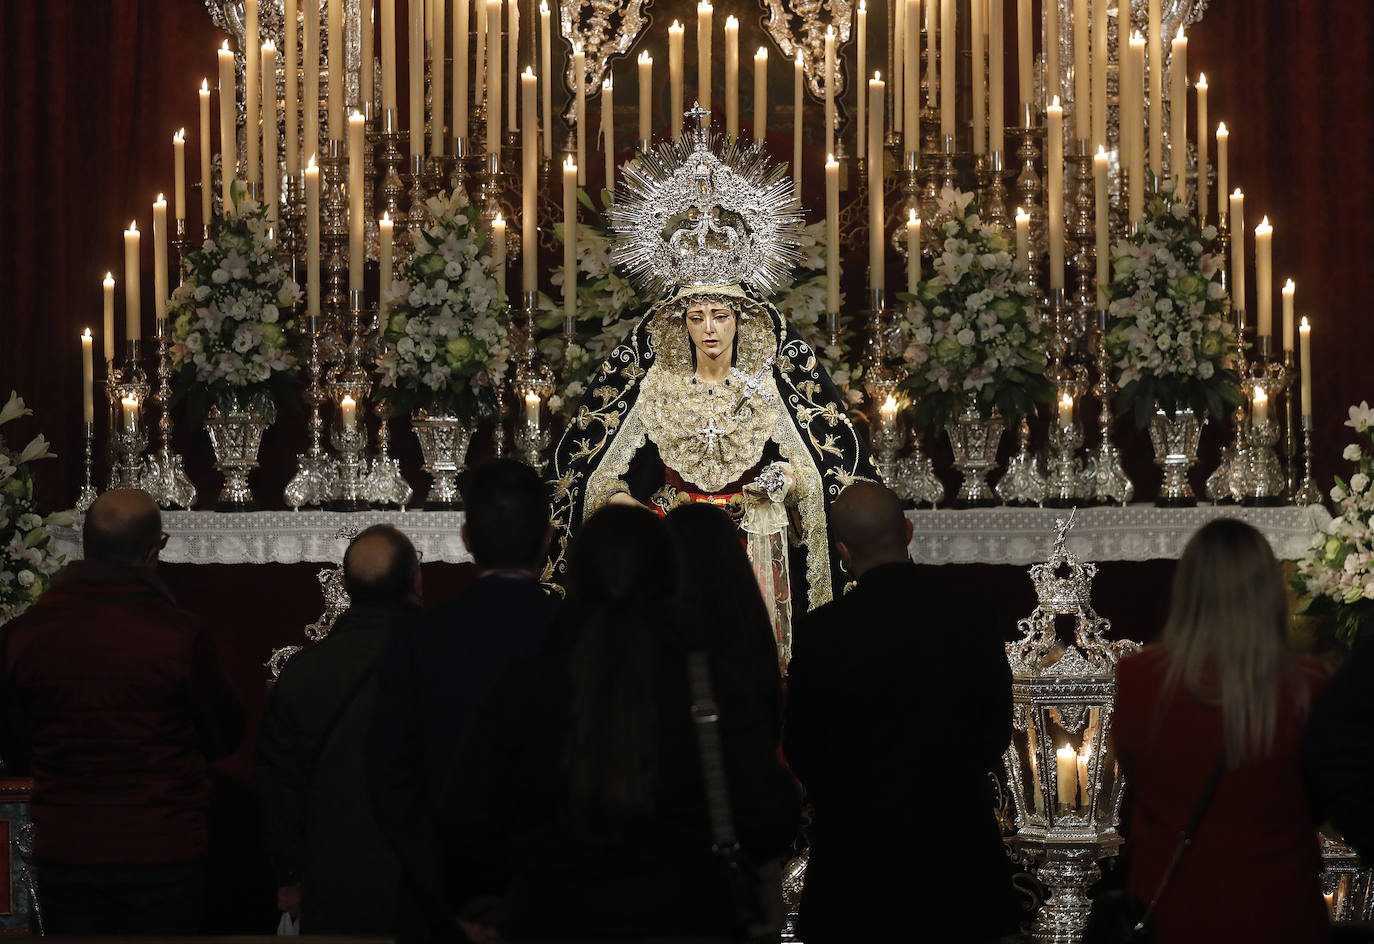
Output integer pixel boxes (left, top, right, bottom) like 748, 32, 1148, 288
685, 301, 736, 365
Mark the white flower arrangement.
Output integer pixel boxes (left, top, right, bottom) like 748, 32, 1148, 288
898, 187, 1052, 428
376, 189, 510, 420
168, 187, 302, 420
1295, 401, 1374, 645
1103, 177, 1241, 427
0, 393, 71, 625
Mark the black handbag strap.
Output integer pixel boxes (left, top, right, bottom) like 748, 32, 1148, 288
686, 650, 740, 855
307, 662, 380, 777
1138, 754, 1228, 927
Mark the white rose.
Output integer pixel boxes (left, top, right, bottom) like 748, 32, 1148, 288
1352, 473, 1369, 493
16, 513, 41, 532
16, 570, 35, 588
1344, 444, 1363, 462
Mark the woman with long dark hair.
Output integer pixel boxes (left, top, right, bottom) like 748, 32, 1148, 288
1112, 518, 1329, 943
446, 505, 800, 941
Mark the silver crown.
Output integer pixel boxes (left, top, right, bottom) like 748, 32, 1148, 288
608, 104, 805, 299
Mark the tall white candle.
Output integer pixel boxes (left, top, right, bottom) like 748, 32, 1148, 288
381, 0, 397, 124
640, 51, 654, 145
218, 42, 237, 214
153, 196, 168, 326
601, 77, 615, 194
793, 51, 804, 193
1170, 28, 1187, 199
753, 48, 768, 144
285, 0, 298, 172
1229, 189, 1246, 315
893, 0, 904, 138
306, 156, 320, 327
492, 213, 507, 296
1094, 146, 1109, 310
725, 15, 739, 136
304, 0, 319, 157
200, 80, 213, 225
1282, 280, 1296, 353
1045, 0, 1059, 115
940, 0, 956, 140
1216, 122, 1229, 223
824, 26, 836, 158
1299, 317, 1312, 417
1127, 32, 1145, 223
1148, 0, 1162, 178
1015, 207, 1030, 272
697, 0, 713, 113
826, 154, 840, 313
856, 0, 866, 159
362, 0, 374, 114
906, 210, 921, 296
1091, 0, 1107, 150
574, 47, 586, 182
261, 42, 278, 224
455, 0, 469, 144
349, 111, 365, 292
926, 0, 937, 110
1017, 0, 1033, 110
124, 221, 141, 342
379, 212, 393, 312
1073, 0, 1089, 142
669, 21, 685, 138
522, 68, 538, 292
1047, 99, 1064, 290
540, 1, 552, 158
82, 330, 94, 424
507, 0, 518, 133
486, 0, 503, 156
563, 156, 578, 327
327, 0, 343, 139
988, 0, 1004, 156
970, 0, 985, 154
868, 73, 885, 293
904, 0, 920, 155
246, 0, 261, 183
103, 273, 116, 362
432, 0, 446, 156
1254, 217, 1273, 339
173, 129, 187, 223
410, 0, 425, 156
1196, 75, 1209, 223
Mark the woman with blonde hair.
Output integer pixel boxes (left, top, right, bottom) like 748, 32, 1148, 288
1112, 518, 1329, 943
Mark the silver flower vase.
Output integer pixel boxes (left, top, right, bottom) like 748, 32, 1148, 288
1148, 407, 1202, 507
945, 406, 1005, 507
205, 396, 271, 510
411, 412, 474, 509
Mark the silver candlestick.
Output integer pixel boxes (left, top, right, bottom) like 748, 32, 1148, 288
74, 421, 97, 512
109, 340, 151, 490
283, 320, 338, 509
1085, 310, 1133, 505
141, 274, 197, 509
1294, 415, 1323, 506
1239, 336, 1289, 506
996, 415, 1048, 506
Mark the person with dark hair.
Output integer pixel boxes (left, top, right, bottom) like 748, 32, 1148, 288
0, 489, 242, 935
784, 481, 1016, 943
446, 505, 800, 940
369, 459, 558, 942
1114, 518, 1329, 944
255, 524, 421, 935
1304, 635, 1374, 864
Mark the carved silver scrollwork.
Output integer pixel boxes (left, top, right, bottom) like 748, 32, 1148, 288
762, 0, 852, 101
560, 0, 649, 117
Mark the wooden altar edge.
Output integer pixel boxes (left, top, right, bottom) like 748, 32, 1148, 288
51, 504, 1329, 567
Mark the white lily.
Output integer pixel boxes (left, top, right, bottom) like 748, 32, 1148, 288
0, 391, 31, 427
18, 434, 55, 464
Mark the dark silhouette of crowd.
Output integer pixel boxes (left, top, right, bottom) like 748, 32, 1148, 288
0, 475, 1361, 942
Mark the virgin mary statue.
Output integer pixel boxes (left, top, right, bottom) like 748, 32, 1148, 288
548, 111, 875, 664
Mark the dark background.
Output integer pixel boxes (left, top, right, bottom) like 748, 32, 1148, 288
0, 0, 1367, 931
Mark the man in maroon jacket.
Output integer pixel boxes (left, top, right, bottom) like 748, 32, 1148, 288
0, 489, 243, 934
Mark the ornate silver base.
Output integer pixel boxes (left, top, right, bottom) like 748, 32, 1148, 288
946, 407, 1005, 507
412, 413, 473, 508
1239, 420, 1286, 505
1205, 442, 1244, 503
363, 456, 413, 507
515, 423, 551, 470
142, 450, 198, 509
996, 417, 1048, 506
1015, 837, 1121, 944
1083, 439, 1134, 506
891, 449, 946, 508
284, 455, 338, 510
206, 400, 270, 510
1045, 423, 1087, 506
1148, 407, 1202, 507
1293, 418, 1323, 506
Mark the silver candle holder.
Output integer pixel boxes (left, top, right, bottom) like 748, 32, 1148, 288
996, 415, 1048, 506
1239, 336, 1289, 506
1294, 415, 1323, 506
108, 340, 151, 491
74, 420, 97, 512
514, 291, 555, 469
283, 315, 338, 509
1085, 311, 1133, 505
142, 224, 197, 510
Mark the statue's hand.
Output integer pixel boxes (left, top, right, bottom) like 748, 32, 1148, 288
607, 491, 645, 509
745, 462, 795, 503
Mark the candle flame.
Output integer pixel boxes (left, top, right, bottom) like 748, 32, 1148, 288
221, 39, 230, 51
493, 212, 505, 225
1130, 30, 1145, 44
1253, 385, 1267, 404
1050, 95, 1062, 109
201, 78, 209, 92
1197, 72, 1208, 87
351, 109, 364, 120
756, 46, 768, 59
1175, 25, 1186, 41
602, 77, 613, 91
83, 328, 92, 340
826, 152, 835, 164
727, 14, 739, 27
564, 154, 577, 171
155, 193, 165, 204
173, 128, 185, 142
122, 395, 140, 407
1060, 392, 1073, 408
1256, 216, 1271, 232
1097, 144, 1108, 157
825, 24, 834, 37
381, 210, 391, 223
638, 51, 651, 64
262, 38, 275, 51
1217, 120, 1228, 135
670, 19, 682, 30
697, 0, 712, 11
540, 0, 549, 12
1301, 315, 1310, 330
524, 64, 536, 79
307, 153, 318, 170
1284, 279, 1296, 292
1016, 207, 1029, 221
341, 394, 356, 407
882, 394, 897, 412
104, 272, 114, 283
128, 221, 138, 233
872, 70, 880, 81
908, 208, 917, 223
1231, 187, 1243, 198
859, 0, 866, 11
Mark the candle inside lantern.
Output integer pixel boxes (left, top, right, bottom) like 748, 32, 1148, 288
525, 391, 541, 430
124, 221, 141, 342
1282, 280, 1296, 353
103, 273, 116, 362
1076, 747, 1091, 807
1056, 745, 1078, 810
1028, 745, 1044, 814
1058, 392, 1074, 428
122, 396, 141, 436
1299, 316, 1312, 418
1252, 386, 1269, 428
880, 394, 898, 427
81, 329, 94, 425
341, 394, 358, 431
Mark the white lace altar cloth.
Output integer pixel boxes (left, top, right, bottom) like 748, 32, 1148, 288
50, 504, 1328, 566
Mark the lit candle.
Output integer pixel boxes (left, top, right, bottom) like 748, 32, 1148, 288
362, 0, 374, 115
794, 51, 804, 193
1299, 317, 1312, 418
1058, 391, 1074, 427
1170, 28, 1187, 198
906, 210, 921, 296
124, 221, 141, 342
725, 15, 739, 136
563, 156, 578, 328
1254, 216, 1273, 339
1015, 207, 1030, 272
753, 48, 768, 144
669, 21, 685, 139
1196, 75, 1209, 223
824, 26, 837, 158
1230, 189, 1246, 315
1016, 0, 1033, 110
304, 0, 319, 158
381, 0, 397, 125
970, 0, 985, 154
826, 154, 840, 314
172, 130, 186, 223
881, 394, 898, 427
153, 195, 168, 328
486, 0, 503, 157
940, 0, 956, 140
326, 0, 344, 141
1127, 32, 1146, 223
122, 396, 140, 436
306, 155, 320, 329
349, 111, 365, 292
1282, 280, 1296, 353
1091, 0, 1107, 151
1252, 385, 1268, 427
410, 0, 425, 156
102, 273, 116, 363
525, 391, 541, 430
218, 42, 237, 214
697, 0, 713, 113
903, 0, 920, 155
245, 0, 260, 184
507, 0, 518, 134
868, 72, 885, 293
602, 77, 615, 193
493, 213, 508, 297
341, 394, 358, 431
988, 0, 1004, 155
284, 0, 298, 173
432, 0, 446, 157
379, 212, 393, 313
81, 329, 94, 424
639, 51, 654, 145
261, 43, 279, 225
540, 2, 552, 158
1215, 123, 1229, 223
1073, 0, 1090, 142
1056, 745, 1078, 809
856, 1, 866, 158
1047, 98, 1065, 291
574, 47, 586, 183
199, 80, 212, 225
1148, 0, 1162, 178
522, 68, 538, 293
1094, 146, 1109, 309
455, 0, 469, 144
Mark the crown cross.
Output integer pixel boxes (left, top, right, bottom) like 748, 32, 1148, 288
684, 101, 711, 136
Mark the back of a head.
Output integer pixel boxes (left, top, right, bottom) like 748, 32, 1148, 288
343, 525, 419, 606
1161, 518, 1294, 763
832, 481, 908, 569
82, 489, 162, 567
563, 505, 676, 838
462, 459, 550, 571
665, 502, 772, 647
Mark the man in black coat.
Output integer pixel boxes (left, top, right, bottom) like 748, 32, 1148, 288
784, 481, 1017, 942
1304, 634, 1374, 861
256, 524, 421, 935
369, 459, 559, 942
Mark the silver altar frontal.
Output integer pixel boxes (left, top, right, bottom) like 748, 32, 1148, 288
1003, 512, 1139, 943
